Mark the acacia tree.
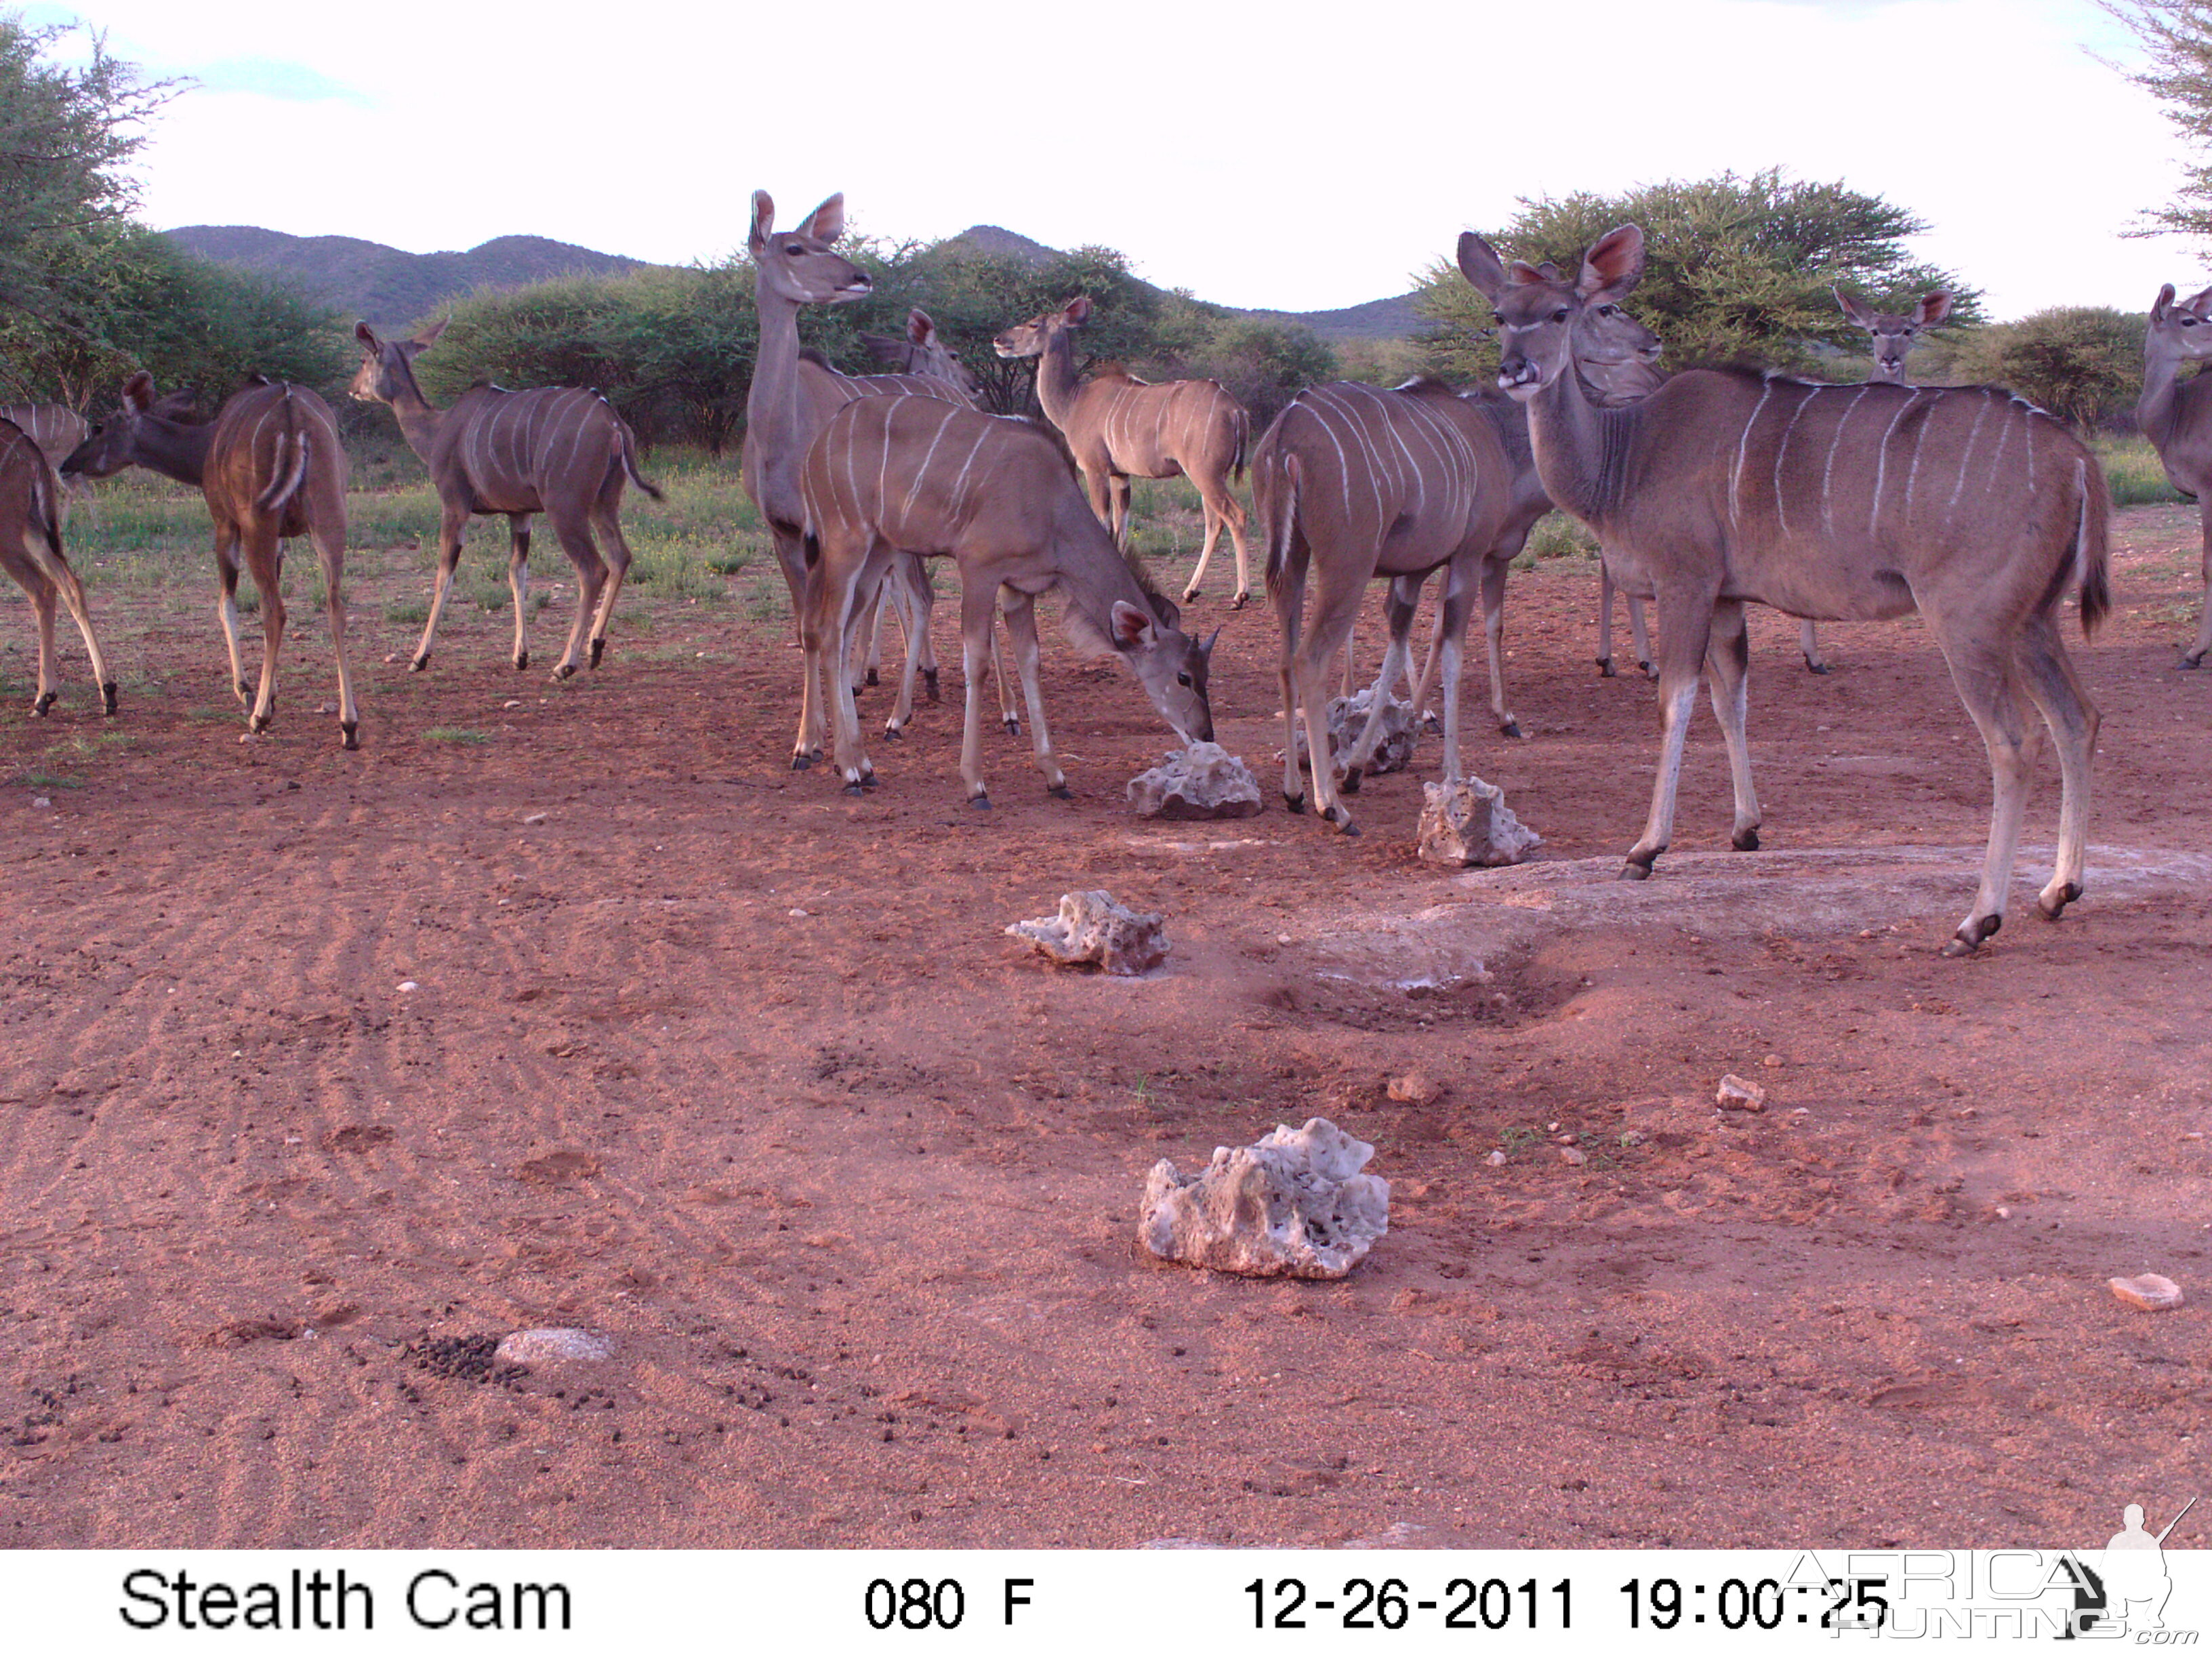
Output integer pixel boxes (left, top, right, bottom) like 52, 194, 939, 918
1415, 169, 1979, 381
2102, 1, 2212, 240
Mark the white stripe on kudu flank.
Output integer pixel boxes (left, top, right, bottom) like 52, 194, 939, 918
1870, 390, 1919, 535
1772, 388, 1815, 536
1731, 380, 1776, 528
902, 405, 961, 528
1948, 396, 1992, 516
1820, 386, 1874, 537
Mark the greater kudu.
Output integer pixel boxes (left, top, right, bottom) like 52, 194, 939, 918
994, 296, 1255, 607
64, 373, 357, 745
0, 416, 114, 718
1465, 226, 2108, 955
2137, 281, 2212, 668
351, 320, 663, 680
798, 395, 1216, 805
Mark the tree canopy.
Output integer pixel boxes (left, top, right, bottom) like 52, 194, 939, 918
2102, 1, 2212, 243
1414, 169, 1980, 382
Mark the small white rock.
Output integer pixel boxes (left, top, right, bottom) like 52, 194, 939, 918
788, 907, 810, 919
504, 699, 523, 710
1560, 1146, 1587, 1167
396, 981, 419, 993
523, 811, 548, 825
31, 796, 51, 809
2109, 1273, 2185, 1313
1716, 1074, 1768, 1113
1484, 1149, 1507, 1167
495, 1327, 616, 1365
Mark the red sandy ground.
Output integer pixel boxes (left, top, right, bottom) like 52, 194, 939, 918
0, 507, 2206, 1551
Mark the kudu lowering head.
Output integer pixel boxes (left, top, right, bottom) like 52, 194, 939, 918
1835, 287, 1952, 382
993, 295, 1091, 360
351, 317, 449, 407
2148, 281, 2212, 363
748, 191, 872, 307
1458, 226, 1647, 401
1107, 596, 1216, 746
61, 371, 198, 478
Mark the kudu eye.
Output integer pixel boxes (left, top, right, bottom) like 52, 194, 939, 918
1597, 304, 1618, 317
1551, 308, 1570, 323
1490, 312, 1504, 327
1176, 672, 1193, 688
785, 243, 806, 255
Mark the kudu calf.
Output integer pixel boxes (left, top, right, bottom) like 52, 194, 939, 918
994, 297, 1255, 607
1465, 226, 2108, 956
0, 417, 114, 718
798, 395, 1215, 806
351, 320, 662, 679
2137, 280, 2212, 669
64, 373, 356, 745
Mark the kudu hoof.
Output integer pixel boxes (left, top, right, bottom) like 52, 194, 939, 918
33, 690, 55, 716
923, 669, 941, 704
1639, 661, 1656, 680
589, 638, 605, 668
790, 752, 815, 772
2037, 882, 2082, 921
1500, 719, 1523, 739
514, 651, 529, 671
860, 771, 878, 788
1805, 661, 1832, 676
552, 663, 578, 682
1942, 914, 2003, 957
1180, 586, 1201, 604
1732, 827, 1761, 853
1284, 791, 1307, 815
409, 656, 430, 674
340, 722, 360, 751
865, 668, 880, 687
100, 682, 117, 716
1002, 718, 1020, 737
969, 793, 992, 811
1339, 766, 1363, 796
882, 724, 903, 741
1048, 784, 1072, 801
1231, 592, 1250, 611
2179, 651, 2206, 670
1619, 860, 1654, 882
249, 713, 272, 735
1328, 808, 1361, 837
843, 781, 867, 797
1596, 657, 1616, 678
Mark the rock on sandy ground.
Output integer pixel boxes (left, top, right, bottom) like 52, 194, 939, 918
1140, 1118, 1390, 1279
1126, 743, 1263, 820
1006, 891, 1168, 975
1417, 779, 1541, 867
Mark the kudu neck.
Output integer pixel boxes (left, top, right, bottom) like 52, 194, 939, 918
1033, 326, 1084, 426
2140, 336, 2188, 447
1528, 365, 1633, 527
748, 276, 810, 448
380, 359, 447, 459
129, 416, 217, 488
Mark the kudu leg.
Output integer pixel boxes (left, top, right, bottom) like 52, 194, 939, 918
1434, 560, 1485, 786
1800, 618, 1830, 674
862, 581, 888, 689
1295, 578, 1372, 834
1930, 625, 2034, 955
411, 509, 470, 672
1108, 475, 1134, 550
5, 554, 59, 712
312, 521, 359, 750
213, 527, 252, 704
880, 556, 933, 739
999, 590, 1069, 798
16, 531, 115, 715
585, 503, 633, 670
956, 576, 1001, 808
1702, 599, 1763, 851
1597, 561, 1618, 676
820, 541, 886, 794
1182, 499, 1225, 603
2185, 508, 2212, 669
507, 514, 533, 670
1339, 609, 1418, 792
2012, 612, 2100, 921
1479, 548, 1521, 737
544, 511, 605, 680
994, 590, 1019, 737
1624, 592, 1720, 879
241, 529, 287, 735
1273, 548, 1311, 813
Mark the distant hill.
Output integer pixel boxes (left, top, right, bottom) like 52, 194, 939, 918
165, 222, 1425, 341
164, 226, 667, 324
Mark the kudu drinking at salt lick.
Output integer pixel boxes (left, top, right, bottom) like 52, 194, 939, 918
798, 394, 1216, 806
65, 373, 356, 745
0, 415, 114, 718
2137, 279, 2212, 670
350, 319, 663, 680
1462, 226, 2108, 956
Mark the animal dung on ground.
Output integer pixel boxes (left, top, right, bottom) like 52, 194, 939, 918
1294, 690, 1419, 777
1715, 1074, 1769, 1112
1139, 1116, 1389, 1279
1006, 890, 1168, 976
1126, 741, 1263, 820
1416, 779, 1542, 867
494, 1327, 615, 1365
2108, 1273, 2185, 1313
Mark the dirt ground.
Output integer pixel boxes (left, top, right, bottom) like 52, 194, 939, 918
1, 504, 2207, 1551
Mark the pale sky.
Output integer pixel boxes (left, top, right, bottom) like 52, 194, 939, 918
24, 0, 2207, 319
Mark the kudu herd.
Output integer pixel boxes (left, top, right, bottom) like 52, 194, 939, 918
24, 184, 2197, 957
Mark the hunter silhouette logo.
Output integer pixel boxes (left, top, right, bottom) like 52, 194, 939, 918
2091, 1498, 2196, 1636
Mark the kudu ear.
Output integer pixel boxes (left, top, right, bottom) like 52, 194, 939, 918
749, 190, 775, 255
1202, 625, 1222, 659
354, 320, 381, 351
412, 316, 450, 351
2154, 283, 2177, 321
1456, 232, 1509, 300
797, 193, 845, 244
1109, 599, 1156, 650
1064, 295, 1093, 325
1578, 226, 1644, 302
2185, 283, 2212, 318
907, 308, 936, 346
1915, 291, 1954, 327
1835, 287, 1875, 327
150, 388, 199, 420
121, 371, 156, 414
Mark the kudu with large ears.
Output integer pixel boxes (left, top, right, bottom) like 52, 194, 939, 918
1462, 223, 2109, 956
352, 319, 661, 680
1836, 287, 1954, 383
0, 416, 114, 718
2138, 279, 2212, 668
66, 370, 356, 745
994, 295, 1254, 607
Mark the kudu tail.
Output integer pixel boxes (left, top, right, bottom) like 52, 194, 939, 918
1229, 405, 1249, 484
2072, 456, 2111, 639
1258, 445, 1301, 607
255, 390, 312, 514
616, 422, 664, 503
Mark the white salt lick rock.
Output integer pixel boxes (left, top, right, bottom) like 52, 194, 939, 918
1006, 890, 1168, 976
495, 1328, 616, 1366
1140, 1117, 1389, 1279
1417, 779, 1540, 867
1126, 742, 1263, 820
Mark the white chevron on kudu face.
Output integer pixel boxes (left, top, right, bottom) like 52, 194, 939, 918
0, 415, 113, 720
65, 371, 357, 745
351, 317, 662, 681
798, 394, 1215, 806
993, 296, 1255, 607
1465, 224, 2109, 956
2137, 278, 2212, 670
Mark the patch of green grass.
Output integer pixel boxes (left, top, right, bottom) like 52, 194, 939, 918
707, 550, 751, 577
1525, 510, 1599, 560
22, 767, 83, 788
2095, 434, 2186, 507
423, 727, 491, 745
385, 600, 430, 626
